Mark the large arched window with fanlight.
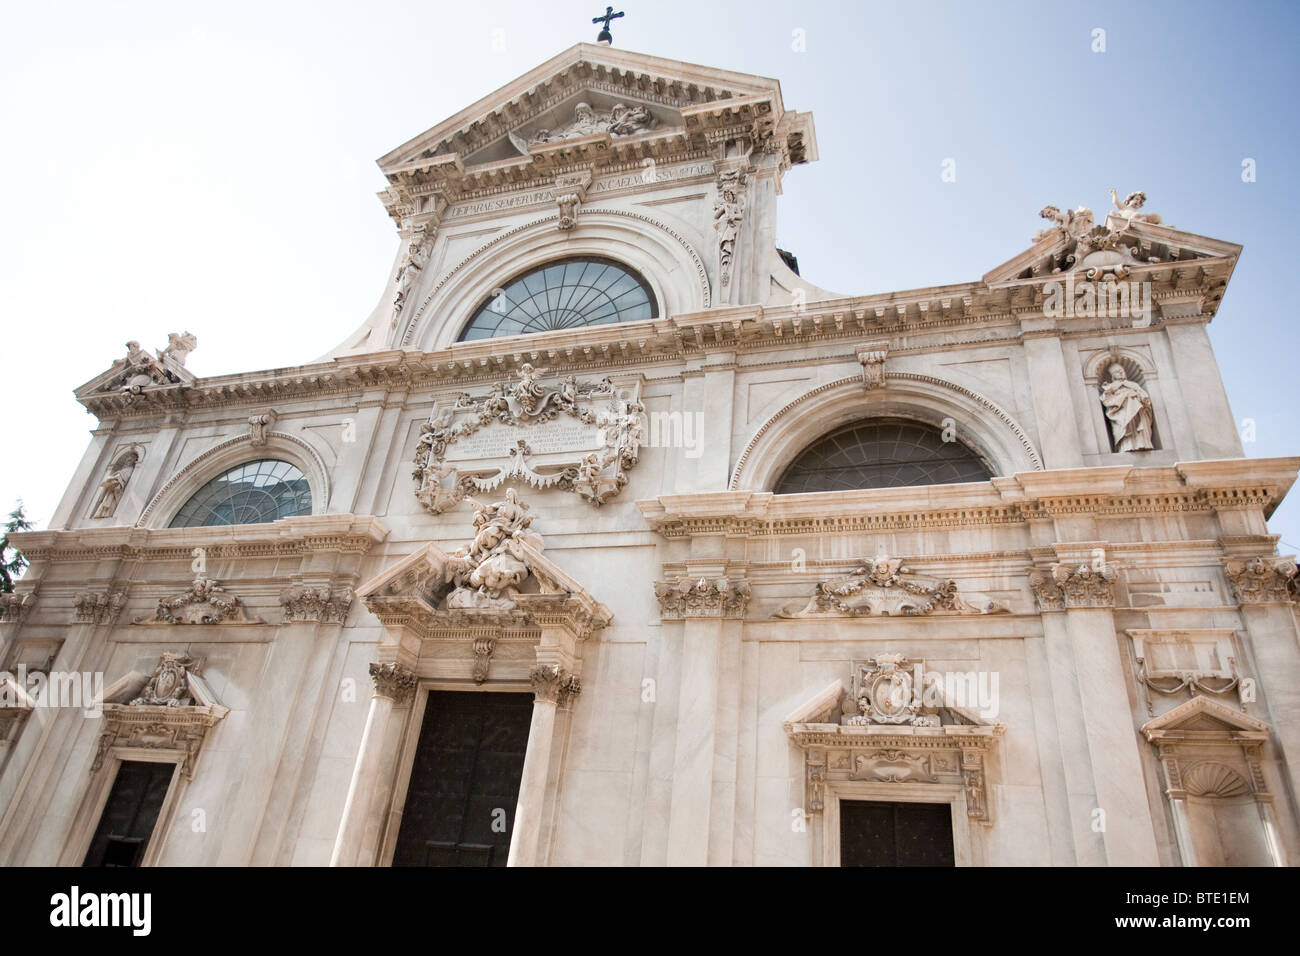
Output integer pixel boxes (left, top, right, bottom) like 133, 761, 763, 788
774, 419, 993, 494
458, 257, 657, 341
168, 459, 312, 528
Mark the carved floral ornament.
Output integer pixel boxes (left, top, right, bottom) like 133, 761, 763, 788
93, 653, 228, 780
412, 365, 644, 515
0, 590, 37, 625
74, 588, 128, 625
280, 586, 354, 624
784, 668, 1005, 823
776, 554, 1008, 619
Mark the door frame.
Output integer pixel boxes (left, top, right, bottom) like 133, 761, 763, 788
822, 780, 972, 867
377, 680, 533, 867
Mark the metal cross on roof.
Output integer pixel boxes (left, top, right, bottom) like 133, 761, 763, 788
593, 6, 625, 45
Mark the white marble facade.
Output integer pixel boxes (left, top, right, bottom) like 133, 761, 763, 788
2, 43, 1298, 867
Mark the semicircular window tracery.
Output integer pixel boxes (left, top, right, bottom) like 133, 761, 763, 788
458, 257, 657, 341
168, 459, 312, 528
774, 419, 993, 494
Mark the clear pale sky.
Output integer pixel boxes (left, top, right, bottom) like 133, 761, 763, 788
3, 1, 1298, 549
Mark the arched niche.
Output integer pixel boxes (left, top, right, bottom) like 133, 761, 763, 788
137, 432, 331, 529
1083, 348, 1163, 453
401, 210, 710, 351
730, 375, 1043, 492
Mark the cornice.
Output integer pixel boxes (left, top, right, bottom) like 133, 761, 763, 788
8, 515, 391, 565
75, 258, 1235, 422
638, 459, 1300, 538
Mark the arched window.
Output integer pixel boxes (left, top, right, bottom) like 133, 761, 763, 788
459, 257, 657, 341
774, 419, 993, 494
168, 459, 312, 528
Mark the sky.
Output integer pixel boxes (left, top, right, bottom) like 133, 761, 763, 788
2, 0, 1298, 548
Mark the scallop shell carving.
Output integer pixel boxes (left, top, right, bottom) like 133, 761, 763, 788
1182, 761, 1249, 798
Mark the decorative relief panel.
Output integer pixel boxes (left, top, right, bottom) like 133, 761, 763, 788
136, 578, 262, 625
777, 554, 1007, 618
1127, 629, 1245, 716
412, 365, 643, 514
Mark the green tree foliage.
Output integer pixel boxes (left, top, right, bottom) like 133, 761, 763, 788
1, 501, 34, 593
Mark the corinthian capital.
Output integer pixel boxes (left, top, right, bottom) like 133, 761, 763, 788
369, 662, 417, 704
653, 576, 751, 620
529, 664, 580, 705
1223, 555, 1297, 605
1046, 562, 1116, 608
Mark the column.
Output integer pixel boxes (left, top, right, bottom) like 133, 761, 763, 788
508, 664, 578, 867
657, 574, 749, 866
1051, 562, 1160, 865
1224, 556, 1300, 804
330, 662, 415, 867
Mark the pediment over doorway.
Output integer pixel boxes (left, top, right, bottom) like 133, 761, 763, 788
357, 491, 612, 648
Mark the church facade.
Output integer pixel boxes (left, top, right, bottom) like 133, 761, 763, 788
2, 43, 1298, 867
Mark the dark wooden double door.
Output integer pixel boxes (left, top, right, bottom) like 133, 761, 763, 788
391, 690, 533, 867
840, 800, 955, 866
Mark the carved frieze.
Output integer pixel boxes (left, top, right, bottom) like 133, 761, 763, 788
73, 588, 128, 625
369, 662, 417, 705
138, 578, 262, 625
510, 101, 658, 151
280, 586, 354, 624
412, 366, 643, 514
654, 576, 751, 619
1223, 555, 1296, 605
777, 554, 1007, 618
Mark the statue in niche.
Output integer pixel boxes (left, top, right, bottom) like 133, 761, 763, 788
92, 449, 139, 518
1099, 362, 1155, 452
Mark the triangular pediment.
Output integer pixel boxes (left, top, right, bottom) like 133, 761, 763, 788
376, 43, 815, 205
984, 212, 1242, 288
1142, 694, 1272, 740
